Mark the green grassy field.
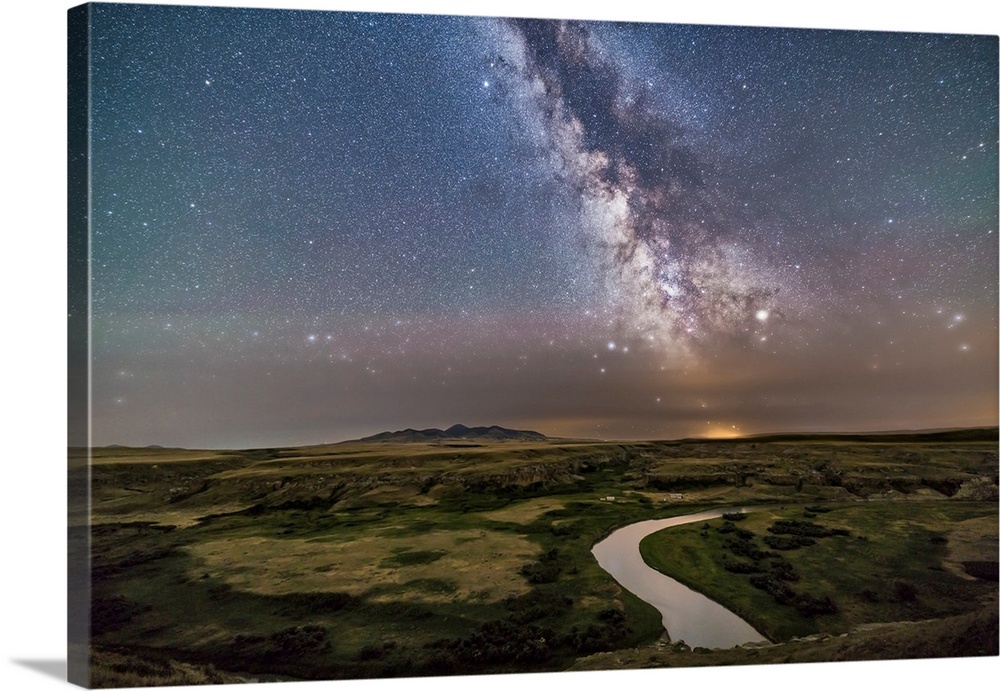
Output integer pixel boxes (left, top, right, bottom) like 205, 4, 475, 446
80, 431, 998, 685
640, 501, 997, 641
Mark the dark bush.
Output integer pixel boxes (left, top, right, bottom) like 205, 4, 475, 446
763, 534, 816, 550
277, 591, 357, 612
380, 550, 446, 568
520, 546, 565, 583
520, 561, 561, 584
892, 579, 918, 603
962, 561, 999, 581
505, 591, 572, 618
769, 558, 799, 582
91, 595, 147, 636
794, 593, 838, 616
424, 651, 458, 675
563, 615, 631, 655
597, 608, 626, 624
440, 620, 556, 666
357, 640, 397, 661
230, 625, 331, 660
722, 512, 748, 521
725, 538, 765, 561
748, 573, 796, 604
858, 588, 881, 603
723, 559, 761, 574
270, 625, 331, 654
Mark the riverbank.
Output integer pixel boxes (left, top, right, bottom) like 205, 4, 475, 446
639, 500, 998, 642
593, 508, 767, 648
569, 605, 998, 670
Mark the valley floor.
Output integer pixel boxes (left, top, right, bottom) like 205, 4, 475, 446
74, 432, 999, 686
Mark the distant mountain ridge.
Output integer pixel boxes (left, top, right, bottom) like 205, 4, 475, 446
360, 424, 547, 443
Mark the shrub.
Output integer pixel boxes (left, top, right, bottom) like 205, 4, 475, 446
723, 559, 761, 574
597, 608, 626, 624
892, 579, 918, 603
357, 640, 397, 661
748, 573, 796, 604
520, 547, 563, 583
520, 561, 561, 584
91, 596, 147, 636
439, 620, 557, 665
564, 613, 632, 654
424, 651, 458, 675
858, 588, 880, 603
962, 561, 1000, 581
230, 625, 331, 660
763, 534, 816, 550
794, 593, 838, 616
725, 537, 765, 561
769, 558, 799, 581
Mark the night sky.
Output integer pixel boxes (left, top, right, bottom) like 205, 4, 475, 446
86, 2, 998, 448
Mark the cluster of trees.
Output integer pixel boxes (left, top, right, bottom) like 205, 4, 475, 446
229, 624, 332, 660
519, 547, 563, 584
716, 517, 840, 618
423, 604, 631, 674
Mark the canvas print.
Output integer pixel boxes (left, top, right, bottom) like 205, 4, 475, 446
67, 2, 999, 688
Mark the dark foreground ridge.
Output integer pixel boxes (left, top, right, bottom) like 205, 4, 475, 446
359, 423, 548, 443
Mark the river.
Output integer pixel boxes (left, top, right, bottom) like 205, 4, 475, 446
591, 508, 768, 649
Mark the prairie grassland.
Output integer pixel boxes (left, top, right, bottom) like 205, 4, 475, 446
85, 431, 998, 685
186, 528, 538, 603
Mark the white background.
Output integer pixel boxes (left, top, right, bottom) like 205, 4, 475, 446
2, 1, 997, 690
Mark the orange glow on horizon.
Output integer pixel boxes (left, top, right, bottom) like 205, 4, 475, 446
701, 424, 746, 439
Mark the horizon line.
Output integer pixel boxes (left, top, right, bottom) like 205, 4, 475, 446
80, 424, 1000, 452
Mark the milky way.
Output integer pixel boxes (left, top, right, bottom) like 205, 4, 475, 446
501, 19, 782, 352
80, 4, 997, 447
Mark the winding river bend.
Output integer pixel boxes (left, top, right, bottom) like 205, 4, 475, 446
592, 508, 768, 649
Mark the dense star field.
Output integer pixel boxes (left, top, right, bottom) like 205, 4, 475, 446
85, 3, 998, 448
